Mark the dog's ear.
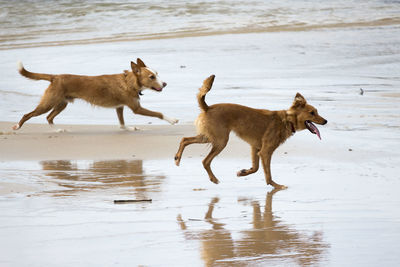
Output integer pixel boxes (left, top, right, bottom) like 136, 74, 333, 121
293, 92, 307, 108
131, 61, 140, 74
137, 58, 146, 68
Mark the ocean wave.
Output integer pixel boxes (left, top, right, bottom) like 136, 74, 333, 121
1, 16, 400, 50
1, 0, 400, 49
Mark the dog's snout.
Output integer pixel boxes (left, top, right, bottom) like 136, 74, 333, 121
323, 119, 328, 125
162, 82, 167, 88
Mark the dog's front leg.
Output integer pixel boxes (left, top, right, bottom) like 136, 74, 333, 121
259, 146, 287, 189
130, 105, 178, 125
117, 107, 140, 131
116, 107, 125, 128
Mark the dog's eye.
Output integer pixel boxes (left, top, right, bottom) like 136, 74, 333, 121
149, 75, 155, 80
310, 111, 315, 116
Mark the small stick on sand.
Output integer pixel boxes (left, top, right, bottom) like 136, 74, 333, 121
114, 199, 152, 204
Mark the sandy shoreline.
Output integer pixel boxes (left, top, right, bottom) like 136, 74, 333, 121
0, 121, 252, 161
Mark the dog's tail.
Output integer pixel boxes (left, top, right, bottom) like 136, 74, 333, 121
17, 62, 54, 82
197, 75, 215, 112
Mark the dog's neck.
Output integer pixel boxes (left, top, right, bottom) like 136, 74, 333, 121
124, 70, 142, 97
283, 110, 296, 135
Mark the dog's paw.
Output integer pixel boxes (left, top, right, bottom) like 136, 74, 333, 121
174, 155, 181, 166
49, 124, 67, 133
272, 183, 288, 190
237, 168, 257, 177
237, 169, 247, 177
163, 115, 179, 125
12, 124, 20, 130
120, 125, 140, 131
210, 177, 220, 184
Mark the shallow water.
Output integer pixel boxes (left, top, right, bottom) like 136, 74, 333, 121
1, 0, 399, 50
1, 158, 400, 266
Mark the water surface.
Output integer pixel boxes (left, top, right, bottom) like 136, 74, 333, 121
1, 158, 399, 266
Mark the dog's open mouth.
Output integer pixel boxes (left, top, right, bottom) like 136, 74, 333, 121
151, 87, 163, 92
305, 120, 321, 140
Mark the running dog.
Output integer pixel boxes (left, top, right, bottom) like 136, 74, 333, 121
13, 59, 178, 130
174, 75, 327, 189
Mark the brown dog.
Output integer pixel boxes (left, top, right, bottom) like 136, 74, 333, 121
13, 58, 178, 130
175, 75, 327, 189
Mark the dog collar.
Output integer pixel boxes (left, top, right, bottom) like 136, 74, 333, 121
290, 122, 296, 133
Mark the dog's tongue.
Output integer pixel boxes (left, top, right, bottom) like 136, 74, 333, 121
306, 121, 321, 140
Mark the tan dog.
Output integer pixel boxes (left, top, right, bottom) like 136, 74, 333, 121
13, 58, 178, 130
175, 75, 327, 189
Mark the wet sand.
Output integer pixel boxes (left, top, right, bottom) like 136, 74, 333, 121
1, 120, 400, 266
0, 122, 253, 161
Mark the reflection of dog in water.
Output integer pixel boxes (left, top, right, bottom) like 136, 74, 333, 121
40, 160, 165, 197
175, 75, 327, 188
177, 189, 329, 266
177, 197, 234, 266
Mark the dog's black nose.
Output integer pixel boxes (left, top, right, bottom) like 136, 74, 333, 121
323, 119, 328, 125
163, 82, 167, 87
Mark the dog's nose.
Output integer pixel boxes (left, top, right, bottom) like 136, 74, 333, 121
163, 82, 167, 88
323, 119, 328, 125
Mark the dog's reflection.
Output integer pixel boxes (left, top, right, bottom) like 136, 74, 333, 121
40, 160, 165, 197
177, 189, 329, 266
178, 197, 235, 266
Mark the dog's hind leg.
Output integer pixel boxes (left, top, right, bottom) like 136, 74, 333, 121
13, 92, 56, 130
202, 139, 228, 184
13, 104, 53, 130
237, 146, 260, 177
47, 101, 68, 125
175, 135, 208, 166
